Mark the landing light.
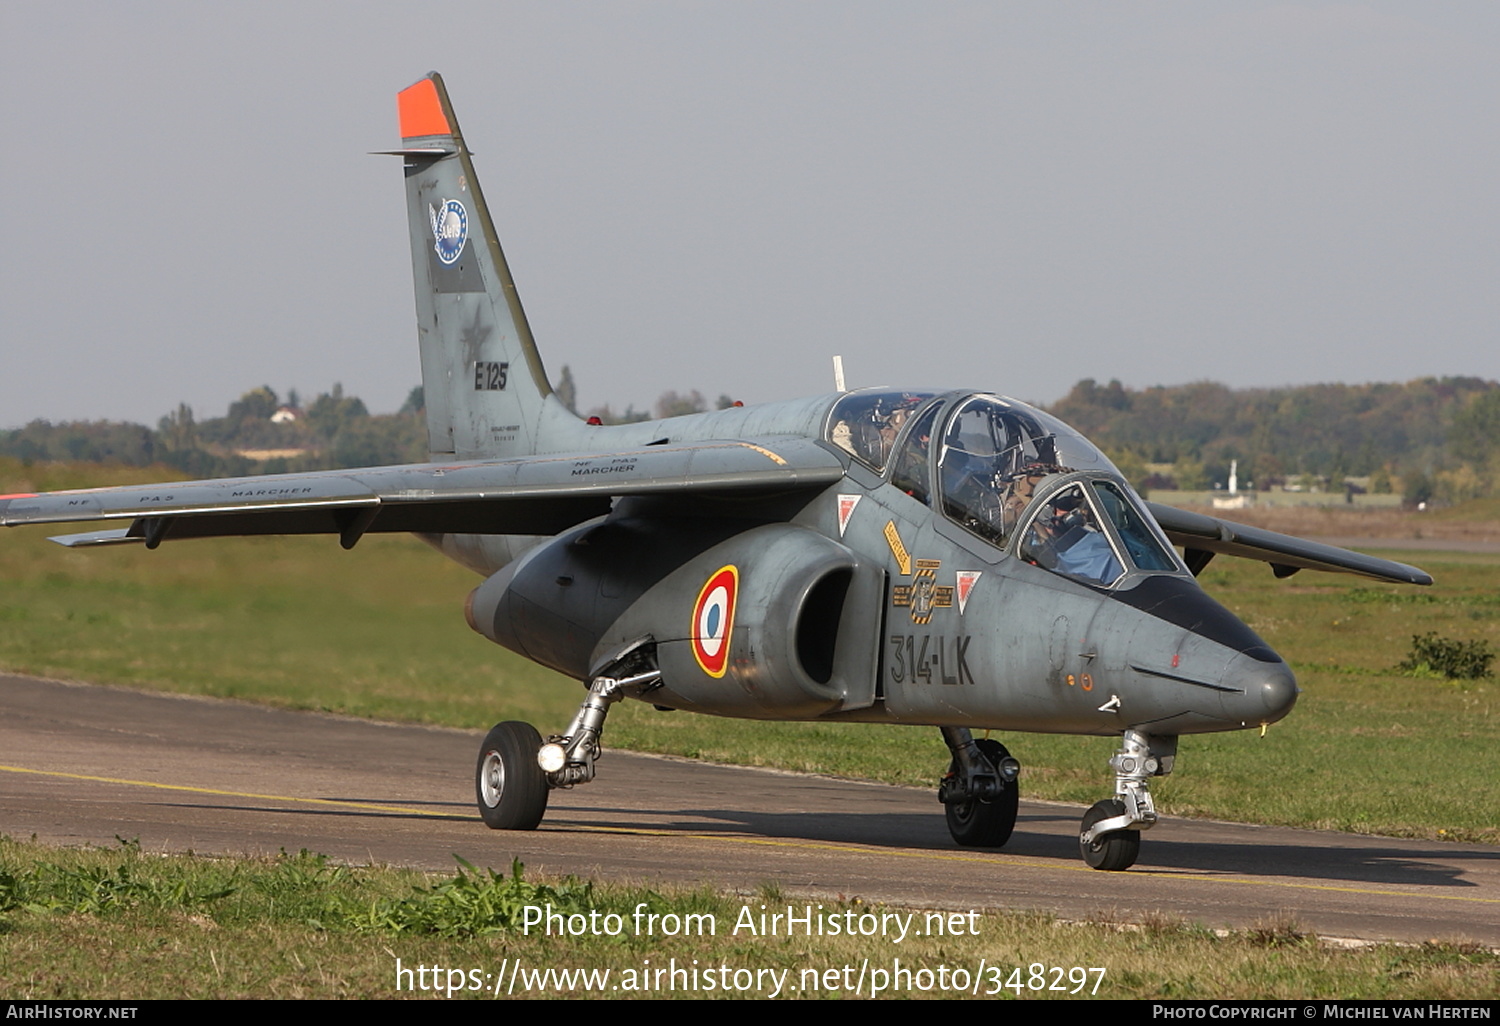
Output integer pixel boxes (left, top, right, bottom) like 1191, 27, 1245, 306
537, 743, 567, 773
999, 756, 1021, 782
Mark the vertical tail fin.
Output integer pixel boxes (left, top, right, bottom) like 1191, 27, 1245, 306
391, 73, 559, 459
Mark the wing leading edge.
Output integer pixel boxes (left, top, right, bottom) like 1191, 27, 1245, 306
1, 438, 846, 549
1146, 501, 1432, 586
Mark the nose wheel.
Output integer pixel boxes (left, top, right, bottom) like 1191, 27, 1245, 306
1077, 729, 1176, 871
1079, 799, 1140, 871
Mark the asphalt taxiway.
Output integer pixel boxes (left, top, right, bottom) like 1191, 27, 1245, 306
2, 673, 1496, 946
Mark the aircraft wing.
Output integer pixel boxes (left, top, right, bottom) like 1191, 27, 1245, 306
1145, 501, 1433, 586
0, 438, 845, 549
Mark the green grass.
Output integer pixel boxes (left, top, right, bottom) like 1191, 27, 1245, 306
2, 459, 1496, 843
1432, 496, 1500, 523
2, 838, 1495, 1000
0, 457, 193, 494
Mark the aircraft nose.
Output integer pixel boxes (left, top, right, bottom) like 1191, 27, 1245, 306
1223, 649, 1299, 725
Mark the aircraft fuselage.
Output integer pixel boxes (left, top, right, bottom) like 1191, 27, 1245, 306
448, 387, 1299, 739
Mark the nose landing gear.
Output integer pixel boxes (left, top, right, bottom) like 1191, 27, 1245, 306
1078, 729, 1175, 871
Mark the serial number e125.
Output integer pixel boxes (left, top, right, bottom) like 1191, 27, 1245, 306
474, 361, 509, 391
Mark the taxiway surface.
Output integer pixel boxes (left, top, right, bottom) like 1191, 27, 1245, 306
2, 674, 1496, 946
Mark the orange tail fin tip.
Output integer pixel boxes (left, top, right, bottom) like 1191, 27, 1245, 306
398, 76, 450, 139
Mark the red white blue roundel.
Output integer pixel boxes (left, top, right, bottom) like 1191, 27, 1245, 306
429, 198, 468, 265
691, 565, 739, 678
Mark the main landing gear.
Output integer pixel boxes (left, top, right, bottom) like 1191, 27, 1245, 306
475, 647, 661, 831
938, 726, 1021, 847
476, 721, 549, 829
1078, 729, 1176, 871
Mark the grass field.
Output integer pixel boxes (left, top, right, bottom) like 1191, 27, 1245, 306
2, 838, 1495, 1000
1177, 496, 1500, 545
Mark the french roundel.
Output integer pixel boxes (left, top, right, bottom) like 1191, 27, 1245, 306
691, 565, 739, 678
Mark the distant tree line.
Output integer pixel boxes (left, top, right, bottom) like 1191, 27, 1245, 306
1047, 376, 1500, 505
0, 383, 426, 478
0, 368, 742, 477
554, 363, 738, 424
7, 372, 1495, 506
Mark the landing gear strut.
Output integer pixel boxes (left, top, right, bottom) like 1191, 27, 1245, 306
938, 726, 1021, 847
1078, 729, 1175, 871
475, 645, 661, 830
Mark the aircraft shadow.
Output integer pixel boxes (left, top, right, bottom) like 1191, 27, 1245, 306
157, 801, 475, 825
554, 802, 1493, 889
156, 792, 1494, 892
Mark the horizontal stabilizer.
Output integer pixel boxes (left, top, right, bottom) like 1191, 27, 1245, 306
1146, 502, 1433, 586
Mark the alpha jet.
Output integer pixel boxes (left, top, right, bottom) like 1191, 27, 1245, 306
0, 74, 1431, 871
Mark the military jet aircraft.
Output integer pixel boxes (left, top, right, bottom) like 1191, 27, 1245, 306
1, 74, 1431, 871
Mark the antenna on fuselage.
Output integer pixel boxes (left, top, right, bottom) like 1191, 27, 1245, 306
833, 355, 847, 392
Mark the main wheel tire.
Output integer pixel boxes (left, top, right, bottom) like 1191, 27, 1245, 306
945, 739, 1019, 847
1079, 798, 1140, 871
475, 721, 549, 830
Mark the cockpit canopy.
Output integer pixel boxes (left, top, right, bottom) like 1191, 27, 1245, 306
1016, 478, 1180, 587
827, 390, 1184, 588
826, 389, 938, 471
933, 395, 1119, 546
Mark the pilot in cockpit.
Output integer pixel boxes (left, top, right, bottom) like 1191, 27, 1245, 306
877, 405, 912, 465
1021, 486, 1124, 586
829, 392, 933, 470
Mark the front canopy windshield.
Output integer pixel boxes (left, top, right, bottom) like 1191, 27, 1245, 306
827, 390, 937, 470
938, 395, 1118, 547
1018, 480, 1183, 588
1018, 484, 1125, 586
1092, 479, 1179, 573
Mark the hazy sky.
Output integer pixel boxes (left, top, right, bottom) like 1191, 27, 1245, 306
3, 1, 1496, 427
